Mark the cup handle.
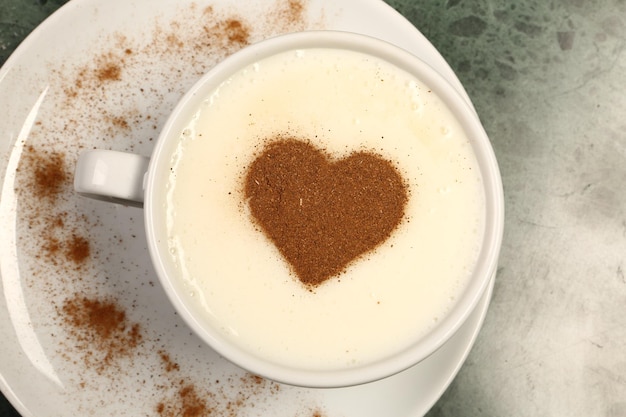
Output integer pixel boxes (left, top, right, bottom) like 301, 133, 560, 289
74, 150, 150, 208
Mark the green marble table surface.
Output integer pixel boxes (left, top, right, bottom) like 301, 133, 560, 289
1, 1, 625, 416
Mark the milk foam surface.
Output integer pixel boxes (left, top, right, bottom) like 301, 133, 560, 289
165, 48, 485, 370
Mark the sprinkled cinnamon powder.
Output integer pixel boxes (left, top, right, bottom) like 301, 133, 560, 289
66, 233, 91, 264
283, 0, 306, 23
220, 18, 250, 45
245, 137, 408, 287
158, 350, 180, 373
60, 296, 143, 372
37, 224, 91, 268
154, 371, 286, 417
20, 145, 67, 201
17, 146, 93, 269
105, 114, 131, 131
156, 382, 212, 417
96, 61, 122, 82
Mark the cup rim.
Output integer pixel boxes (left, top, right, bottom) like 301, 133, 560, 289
145, 30, 504, 388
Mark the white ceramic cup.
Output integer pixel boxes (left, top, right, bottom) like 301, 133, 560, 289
74, 31, 504, 388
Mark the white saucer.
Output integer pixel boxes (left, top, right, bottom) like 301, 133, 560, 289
0, 0, 492, 416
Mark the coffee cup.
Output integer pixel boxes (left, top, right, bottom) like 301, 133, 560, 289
74, 31, 504, 388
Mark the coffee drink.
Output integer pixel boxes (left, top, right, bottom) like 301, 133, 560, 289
163, 47, 485, 370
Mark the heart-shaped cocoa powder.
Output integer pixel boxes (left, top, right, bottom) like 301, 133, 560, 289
244, 138, 408, 287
